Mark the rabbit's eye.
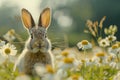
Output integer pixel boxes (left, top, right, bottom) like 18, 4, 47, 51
31, 34, 33, 39
45, 35, 47, 38
45, 33, 47, 38
29, 30, 34, 39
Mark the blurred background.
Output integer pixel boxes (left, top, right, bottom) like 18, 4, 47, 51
0, 0, 120, 48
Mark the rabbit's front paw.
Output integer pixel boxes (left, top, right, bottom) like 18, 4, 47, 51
32, 48, 39, 53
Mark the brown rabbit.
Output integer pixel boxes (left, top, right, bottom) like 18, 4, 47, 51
14, 8, 54, 75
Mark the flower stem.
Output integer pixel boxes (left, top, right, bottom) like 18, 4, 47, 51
116, 52, 119, 62
100, 28, 102, 38
102, 47, 105, 53
84, 50, 86, 59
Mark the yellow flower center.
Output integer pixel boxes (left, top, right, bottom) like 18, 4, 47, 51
102, 42, 106, 45
46, 65, 54, 74
107, 56, 113, 62
4, 48, 11, 55
96, 52, 105, 57
72, 75, 79, 80
8, 29, 15, 35
112, 44, 118, 49
116, 42, 120, 47
89, 59, 92, 62
108, 37, 113, 41
81, 40, 88, 45
61, 51, 69, 57
63, 57, 74, 63
81, 59, 85, 63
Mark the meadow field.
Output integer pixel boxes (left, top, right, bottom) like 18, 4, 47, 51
0, 16, 120, 80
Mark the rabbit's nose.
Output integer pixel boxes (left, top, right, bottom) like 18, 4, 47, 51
38, 44, 41, 48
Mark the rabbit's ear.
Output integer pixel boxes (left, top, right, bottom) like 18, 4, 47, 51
21, 8, 35, 29
38, 8, 51, 28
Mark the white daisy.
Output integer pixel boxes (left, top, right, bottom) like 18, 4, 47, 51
57, 57, 78, 70
95, 52, 106, 59
116, 41, 120, 47
58, 57, 72, 69
55, 69, 68, 80
113, 71, 120, 80
106, 35, 116, 42
46, 65, 55, 74
109, 25, 117, 35
55, 50, 76, 61
108, 44, 120, 55
0, 43, 17, 58
92, 52, 107, 65
107, 55, 116, 63
3, 29, 16, 42
99, 39, 110, 47
79, 58, 94, 67
77, 40, 92, 50
61, 51, 75, 58
42, 73, 55, 80
80, 59, 86, 64
85, 58, 94, 66
15, 74, 31, 80
0, 54, 6, 65
34, 64, 47, 77
0, 40, 5, 47
42, 65, 55, 80
35, 64, 55, 79
67, 74, 84, 80
104, 25, 117, 35
109, 62, 118, 69
52, 48, 62, 55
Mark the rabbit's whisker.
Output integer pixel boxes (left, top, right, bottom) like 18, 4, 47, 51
11, 42, 26, 43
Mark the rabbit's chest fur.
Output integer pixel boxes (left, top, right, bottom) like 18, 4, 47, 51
24, 51, 52, 75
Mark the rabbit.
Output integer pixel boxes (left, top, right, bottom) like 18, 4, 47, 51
14, 8, 54, 76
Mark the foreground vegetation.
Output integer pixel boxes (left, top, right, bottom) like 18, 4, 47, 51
0, 17, 120, 80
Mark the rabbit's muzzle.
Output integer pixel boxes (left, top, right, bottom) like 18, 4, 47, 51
29, 39, 49, 53
28, 27, 50, 53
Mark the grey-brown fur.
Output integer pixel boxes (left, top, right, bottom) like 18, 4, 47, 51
24, 51, 53, 75
14, 8, 54, 76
